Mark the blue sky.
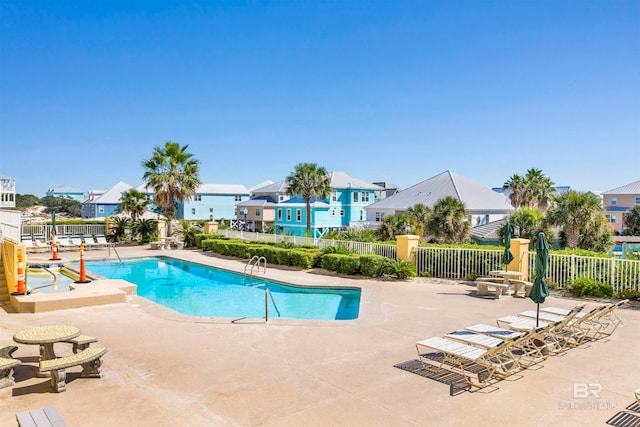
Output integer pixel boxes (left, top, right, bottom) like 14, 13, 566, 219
1, 1, 638, 198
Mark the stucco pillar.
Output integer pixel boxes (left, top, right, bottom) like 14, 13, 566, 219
157, 219, 167, 239
396, 235, 420, 262
204, 221, 219, 234
508, 238, 530, 280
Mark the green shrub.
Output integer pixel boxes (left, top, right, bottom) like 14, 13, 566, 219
322, 246, 352, 255
195, 233, 226, 248
289, 250, 318, 269
380, 260, 416, 279
339, 256, 361, 275
360, 255, 390, 277
568, 277, 615, 298
321, 253, 344, 272
617, 288, 640, 301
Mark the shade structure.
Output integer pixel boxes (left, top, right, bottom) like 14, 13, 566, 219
503, 222, 515, 268
529, 232, 550, 326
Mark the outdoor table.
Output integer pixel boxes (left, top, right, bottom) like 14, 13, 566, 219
13, 324, 80, 377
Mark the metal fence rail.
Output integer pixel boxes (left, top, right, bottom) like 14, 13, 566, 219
415, 246, 503, 280
21, 224, 107, 238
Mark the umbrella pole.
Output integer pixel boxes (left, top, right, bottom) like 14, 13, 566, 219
536, 304, 540, 327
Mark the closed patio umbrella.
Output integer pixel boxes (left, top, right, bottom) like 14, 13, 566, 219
51, 211, 57, 240
530, 232, 550, 326
503, 222, 515, 269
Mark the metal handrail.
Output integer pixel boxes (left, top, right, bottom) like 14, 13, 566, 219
108, 243, 122, 262
244, 256, 266, 284
264, 288, 281, 322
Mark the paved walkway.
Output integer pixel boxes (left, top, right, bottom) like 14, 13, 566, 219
1, 245, 639, 426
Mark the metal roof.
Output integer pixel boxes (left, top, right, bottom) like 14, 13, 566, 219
329, 171, 384, 190
85, 181, 132, 204
367, 170, 514, 212
602, 180, 640, 195
249, 180, 274, 192
195, 184, 250, 194
279, 196, 330, 208
252, 180, 289, 193
237, 195, 277, 207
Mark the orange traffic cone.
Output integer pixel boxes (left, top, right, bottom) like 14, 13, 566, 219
75, 243, 91, 284
50, 235, 60, 261
16, 249, 25, 295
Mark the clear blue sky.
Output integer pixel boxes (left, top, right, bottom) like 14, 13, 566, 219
1, 1, 638, 198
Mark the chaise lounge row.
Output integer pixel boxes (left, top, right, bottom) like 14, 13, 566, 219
415, 300, 628, 389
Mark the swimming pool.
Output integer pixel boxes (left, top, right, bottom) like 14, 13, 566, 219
27, 264, 74, 293
84, 257, 361, 320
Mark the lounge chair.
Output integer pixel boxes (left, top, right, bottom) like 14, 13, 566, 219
415, 329, 538, 388
496, 303, 587, 354
70, 236, 84, 248
57, 236, 76, 251
94, 235, 110, 248
82, 235, 99, 249
580, 299, 628, 340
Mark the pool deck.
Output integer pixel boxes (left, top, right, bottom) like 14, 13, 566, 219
1, 245, 639, 426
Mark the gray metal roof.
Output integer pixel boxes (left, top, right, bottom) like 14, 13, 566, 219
470, 219, 506, 239
86, 181, 132, 204
329, 171, 384, 190
195, 183, 250, 194
602, 180, 640, 195
249, 180, 274, 192
367, 170, 514, 213
253, 180, 289, 193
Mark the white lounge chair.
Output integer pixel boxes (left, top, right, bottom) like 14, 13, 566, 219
94, 235, 110, 248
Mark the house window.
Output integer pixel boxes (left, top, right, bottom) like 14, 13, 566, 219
194, 194, 202, 201
191, 208, 196, 215
255, 208, 260, 216
210, 208, 214, 212
605, 215, 617, 223
634, 197, 640, 204
331, 208, 336, 216
277, 209, 282, 220
360, 210, 364, 221
278, 195, 284, 202
286, 209, 292, 221
362, 192, 369, 202
353, 192, 359, 203
235, 195, 242, 202
610, 198, 618, 205
296, 209, 302, 221
375, 212, 384, 222
339, 209, 344, 216
331, 191, 337, 202
98, 206, 104, 213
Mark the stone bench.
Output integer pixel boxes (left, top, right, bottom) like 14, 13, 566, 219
0, 345, 21, 389
476, 281, 510, 299
509, 280, 533, 297
16, 406, 67, 427
39, 347, 107, 393
65, 335, 98, 353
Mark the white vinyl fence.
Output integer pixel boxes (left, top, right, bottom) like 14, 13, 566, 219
0, 209, 21, 242
214, 231, 639, 292
20, 224, 107, 239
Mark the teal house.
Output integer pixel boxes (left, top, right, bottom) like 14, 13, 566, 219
177, 183, 251, 221
274, 171, 383, 237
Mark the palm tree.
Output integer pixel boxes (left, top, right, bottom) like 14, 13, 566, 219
502, 207, 553, 248
503, 173, 526, 208
174, 219, 203, 248
142, 141, 201, 238
375, 213, 416, 241
523, 168, 555, 210
285, 163, 331, 236
117, 189, 150, 223
546, 190, 604, 249
406, 203, 432, 240
624, 205, 640, 235
427, 196, 470, 244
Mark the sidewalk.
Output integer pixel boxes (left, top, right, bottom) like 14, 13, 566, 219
1, 245, 638, 426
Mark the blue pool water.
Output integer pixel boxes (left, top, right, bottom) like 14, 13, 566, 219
83, 257, 361, 320
27, 265, 74, 293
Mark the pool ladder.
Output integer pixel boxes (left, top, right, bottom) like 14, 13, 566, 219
244, 256, 266, 285
243, 256, 280, 321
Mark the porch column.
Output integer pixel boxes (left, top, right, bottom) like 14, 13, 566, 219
508, 238, 531, 280
396, 235, 420, 262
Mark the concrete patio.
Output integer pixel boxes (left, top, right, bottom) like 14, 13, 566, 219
1, 245, 639, 426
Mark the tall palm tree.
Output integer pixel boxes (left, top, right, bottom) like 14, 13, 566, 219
427, 196, 470, 244
503, 173, 526, 208
523, 168, 555, 210
142, 141, 201, 238
502, 207, 553, 248
117, 189, 150, 223
375, 213, 416, 241
285, 163, 331, 236
406, 203, 432, 240
624, 205, 640, 235
545, 190, 603, 249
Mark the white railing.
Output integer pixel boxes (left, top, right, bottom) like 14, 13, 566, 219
216, 229, 396, 259
212, 231, 639, 292
0, 209, 21, 242
416, 246, 639, 292
20, 224, 107, 239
